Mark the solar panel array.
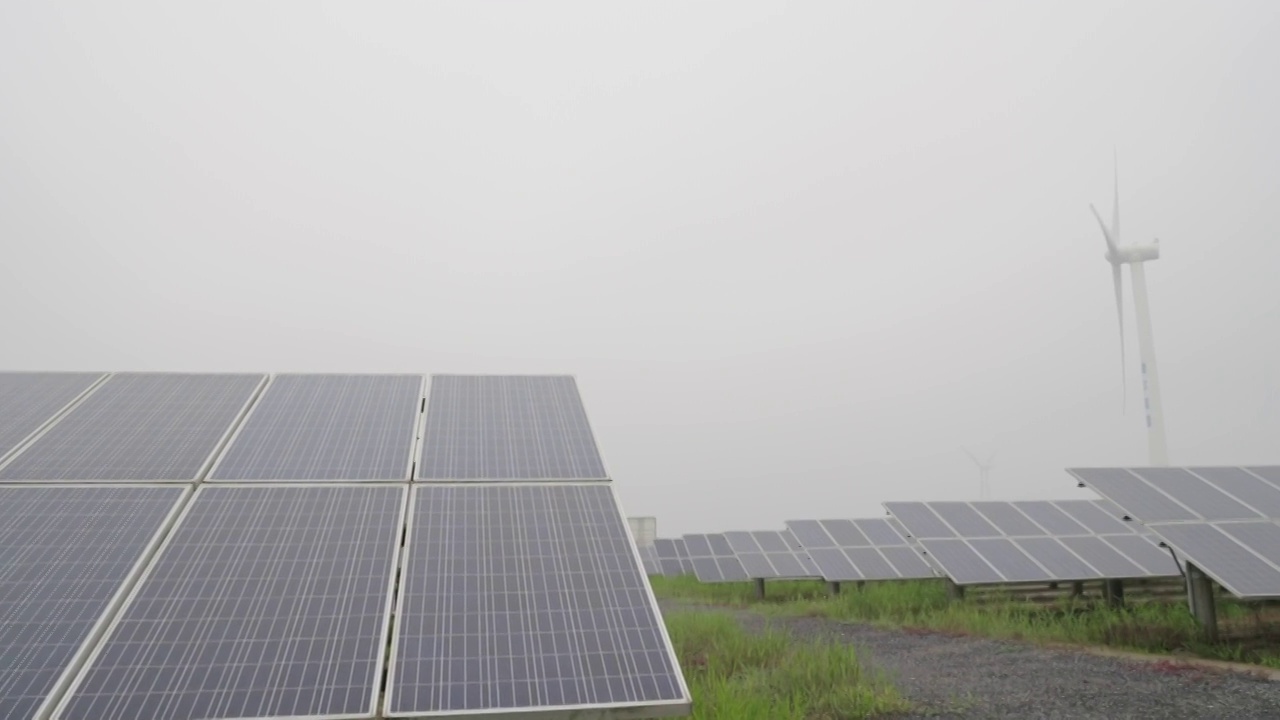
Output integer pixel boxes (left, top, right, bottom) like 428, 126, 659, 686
1069, 466, 1280, 599
0, 371, 688, 719
884, 500, 1179, 585
0, 485, 187, 720
784, 518, 937, 582
681, 533, 750, 583
417, 375, 608, 480
653, 538, 693, 577
722, 531, 822, 579
209, 373, 422, 481
637, 544, 662, 575
0, 373, 265, 481
0, 372, 104, 464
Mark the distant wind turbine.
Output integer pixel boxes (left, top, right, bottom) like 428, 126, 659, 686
1090, 158, 1169, 466
963, 448, 996, 500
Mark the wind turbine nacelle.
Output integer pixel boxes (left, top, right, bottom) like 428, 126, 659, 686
1106, 241, 1160, 264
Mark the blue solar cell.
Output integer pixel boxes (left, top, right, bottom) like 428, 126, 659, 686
0, 373, 264, 481
972, 502, 1046, 536
786, 520, 836, 548
853, 518, 905, 546
0, 486, 185, 720
417, 376, 607, 480
57, 485, 404, 720
884, 503, 955, 539
880, 546, 936, 578
1013, 537, 1101, 580
0, 372, 103, 462
210, 374, 422, 481
1013, 501, 1090, 535
1069, 468, 1198, 522
1055, 500, 1134, 534
1192, 468, 1280, 517
389, 485, 688, 717
918, 540, 1002, 584
930, 503, 1001, 537
968, 538, 1051, 582
1151, 522, 1280, 598
1130, 468, 1260, 520
824, 520, 872, 546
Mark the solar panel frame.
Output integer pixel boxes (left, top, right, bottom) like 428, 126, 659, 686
0, 484, 189, 720
1146, 521, 1280, 599
205, 373, 425, 482
414, 375, 610, 482
0, 372, 107, 466
1067, 468, 1199, 522
0, 372, 268, 482
385, 483, 690, 719
52, 483, 407, 720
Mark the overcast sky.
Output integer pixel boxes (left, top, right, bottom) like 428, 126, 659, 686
2, 1, 1277, 536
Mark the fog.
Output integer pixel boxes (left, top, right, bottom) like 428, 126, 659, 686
3, 1, 1277, 536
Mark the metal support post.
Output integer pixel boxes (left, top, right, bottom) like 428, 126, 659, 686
1104, 579, 1125, 608
826, 581, 841, 596
1185, 563, 1218, 642
946, 580, 965, 600
753, 578, 766, 601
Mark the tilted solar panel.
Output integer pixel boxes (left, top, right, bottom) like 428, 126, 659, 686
388, 484, 689, 718
416, 375, 607, 480
0, 485, 186, 720
653, 538, 687, 577
0, 372, 104, 463
784, 518, 935, 582
54, 485, 405, 720
209, 373, 423, 481
1069, 465, 1280, 599
886, 500, 1178, 585
0, 373, 265, 482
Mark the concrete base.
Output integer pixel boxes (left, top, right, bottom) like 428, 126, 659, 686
753, 577, 766, 601
1186, 563, 1218, 642
946, 580, 965, 600
826, 581, 841, 596
1104, 579, 1125, 608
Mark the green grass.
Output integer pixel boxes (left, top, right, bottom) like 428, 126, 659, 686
664, 610, 908, 719
651, 576, 1280, 668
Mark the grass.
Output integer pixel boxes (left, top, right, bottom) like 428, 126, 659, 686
664, 609, 908, 719
651, 575, 1280, 668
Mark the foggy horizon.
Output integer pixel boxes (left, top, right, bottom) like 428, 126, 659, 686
3, 1, 1277, 537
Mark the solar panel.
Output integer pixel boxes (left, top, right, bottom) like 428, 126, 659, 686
54, 484, 405, 720
637, 544, 662, 575
208, 374, 422, 481
680, 533, 749, 583
0, 485, 186, 720
672, 538, 696, 576
416, 375, 607, 480
653, 539, 686, 577
1068, 465, 1280, 599
1068, 468, 1199, 521
881, 502, 955, 538
783, 518, 934, 582
0, 372, 104, 464
0, 373, 265, 482
889, 500, 1178, 585
388, 484, 689, 718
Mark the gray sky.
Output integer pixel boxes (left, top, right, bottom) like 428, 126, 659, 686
3, 1, 1278, 536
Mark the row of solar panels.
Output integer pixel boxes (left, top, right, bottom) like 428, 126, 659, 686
1, 482, 687, 720
1070, 466, 1280, 600
0, 372, 607, 482
645, 500, 1181, 587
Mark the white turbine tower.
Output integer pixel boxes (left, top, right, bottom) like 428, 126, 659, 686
963, 448, 996, 500
1091, 161, 1169, 466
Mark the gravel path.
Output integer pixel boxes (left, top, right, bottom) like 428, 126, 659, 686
661, 601, 1280, 719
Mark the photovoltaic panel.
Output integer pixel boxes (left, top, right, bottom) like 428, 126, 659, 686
929, 502, 1001, 537
672, 539, 695, 576
1068, 468, 1199, 522
1054, 500, 1134, 534
784, 518, 934, 582
388, 484, 689, 718
1101, 534, 1181, 576
653, 539, 686, 577
0, 373, 264, 482
967, 539, 1051, 582
416, 375, 607, 481
920, 540, 1002, 584
637, 545, 662, 576
882, 502, 955, 538
1129, 468, 1260, 520
1013, 537, 1100, 580
1215, 522, 1280, 569
54, 484, 405, 720
972, 502, 1046, 536
1059, 536, 1146, 578
1191, 467, 1280, 517
681, 534, 748, 583
0, 372, 104, 463
0, 485, 186, 720
855, 518, 905, 546
209, 374, 422, 481
1146, 522, 1280, 598
1013, 501, 1089, 535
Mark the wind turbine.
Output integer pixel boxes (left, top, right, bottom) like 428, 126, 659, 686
1091, 160, 1169, 466
963, 448, 996, 500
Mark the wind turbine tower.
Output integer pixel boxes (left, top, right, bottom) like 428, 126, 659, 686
963, 448, 996, 500
1091, 161, 1169, 466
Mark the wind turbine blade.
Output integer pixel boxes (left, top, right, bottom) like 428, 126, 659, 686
1090, 204, 1119, 254
962, 448, 982, 468
986, 451, 997, 466
1113, 263, 1127, 413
